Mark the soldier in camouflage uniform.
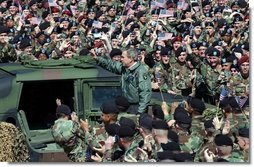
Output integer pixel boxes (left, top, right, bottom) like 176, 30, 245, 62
0, 25, 17, 63
236, 127, 249, 162
90, 47, 152, 114
213, 134, 245, 162
51, 102, 89, 162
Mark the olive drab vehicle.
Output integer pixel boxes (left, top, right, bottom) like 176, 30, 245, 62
0, 59, 185, 162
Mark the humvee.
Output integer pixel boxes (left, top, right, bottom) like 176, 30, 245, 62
0, 59, 186, 162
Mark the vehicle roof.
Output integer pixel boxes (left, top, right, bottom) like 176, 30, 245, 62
0, 59, 120, 81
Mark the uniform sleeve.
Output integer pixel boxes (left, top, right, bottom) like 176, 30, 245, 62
96, 56, 123, 74
137, 68, 152, 113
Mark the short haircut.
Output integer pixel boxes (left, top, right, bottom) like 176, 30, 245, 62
122, 48, 138, 60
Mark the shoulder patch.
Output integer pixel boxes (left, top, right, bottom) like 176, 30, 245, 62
143, 73, 148, 80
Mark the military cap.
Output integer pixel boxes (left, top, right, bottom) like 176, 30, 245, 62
160, 47, 171, 56
115, 95, 130, 111
212, 40, 223, 47
100, 101, 119, 114
60, 17, 70, 23
174, 107, 192, 125
130, 23, 140, 31
70, 31, 80, 38
161, 141, 181, 151
107, 5, 116, 11
96, 10, 103, 18
172, 36, 182, 44
238, 127, 249, 138
5, 15, 14, 21
187, 96, 206, 114
204, 12, 213, 18
190, 42, 199, 49
204, 119, 214, 129
39, 22, 50, 31
214, 7, 224, 14
198, 41, 209, 48
29, 0, 37, 7
207, 47, 220, 57
62, 10, 72, 17
91, 28, 102, 34
19, 38, 32, 49
205, 22, 214, 27
118, 125, 136, 138
230, 1, 240, 8
0, 26, 9, 34
202, 0, 211, 7
22, 5, 29, 11
151, 9, 160, 15
217, 18, 227, 28
79, 48, 90, 56
238, 55, 249, 66
0, 7, 7, 14
168, 129, 179, 143
87, 8, 95, 13
237, 0, 248, 8
139, 113, 153, 130
175, 47, 186, 57
152, 104, 164, 120
152, 120, 168, 130
233, 16, 243, 23
8, 2, 18, 8
42, 10, 50, 19
230, 63, 239, 71
119, 117, 136, 130
215, 134, 233, 147
111, 33, 119, 40
110, 48, 122, 58
105, 123, 120, 137
173, 152, 193, 162
241, 42, 249, 51
136, 11, 146, 19
56, 104, 72, 116
157, 151, 174, 161
183, 7, 191, 13
192, 21, 201, 27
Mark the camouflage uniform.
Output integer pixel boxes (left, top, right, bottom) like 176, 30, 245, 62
96, 56, 152, 114
227, 73, 249, 97
51, 118, 88, 162
0, 43, 17, 63
222, 151, 245, 162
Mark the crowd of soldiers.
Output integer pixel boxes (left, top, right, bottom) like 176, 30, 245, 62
0, 0, 250, 163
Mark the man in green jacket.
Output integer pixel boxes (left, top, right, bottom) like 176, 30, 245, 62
90, 48, 152, 114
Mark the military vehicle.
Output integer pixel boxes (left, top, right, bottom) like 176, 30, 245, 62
0, 59, 186, 162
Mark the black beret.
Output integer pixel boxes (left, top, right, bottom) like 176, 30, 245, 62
119, 117, 136, 130
241, 42, 249, 51
237, 0, 248, 8
190, 42, 199, 49
187, 96, 206, 114
87, 8, 96, 13
233, 16, 243, 23
214, 134, 233, 147
216, 19, 227, 28
157, 151, 174, 161
161, 141, 181, 151
118, 126, 136, 138
56, 104, 72, 116
173, 152, 193, 162
29, 0, 37, 7
198, 41, 209, 48
79, 48, 90, 56
238, 127, 249, 138
70, 31, 80, 38
107, 5, 116, 12
214, 7, 224, 14
105, 123, 120, 136
207, 47, 220, 57
139, 113, 153, 130
192, 21, 201, 27
39, 22, 50, 31
19, 38, 32, 49
202, 0, 211, 7
0, 7, 7, 14
174, 107, 192, 125
233, 46, 243, 54
115, 95, 130, 111
152, 120, 168, 130
130, 23, 140, 31
136, 11, 146, 19
152, 105, 164, 120
100, 101, 119, 114
168, 129, 179, 143
205, 22, 214, 27
212, 40, 223, 47
42, 10, 50, 19
96, 10, 103, 18
151, 9, 160, 15
0, 26, 9, 34
175, 47, 187, 57
160, 47, 171, 56
204, 119, 214, 129
110, 48, 122, 58
5, 16, 14, 21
